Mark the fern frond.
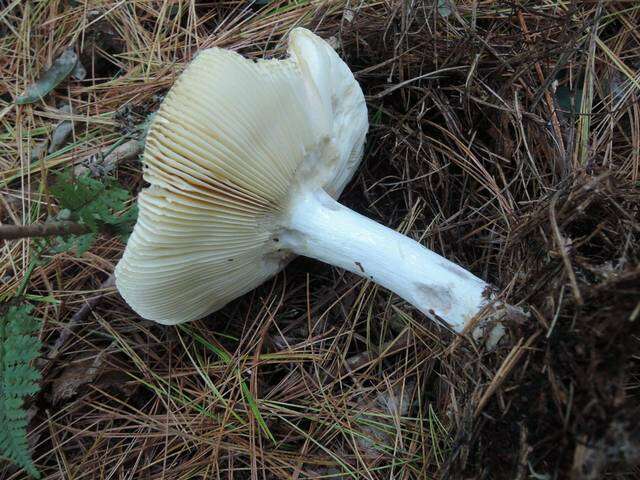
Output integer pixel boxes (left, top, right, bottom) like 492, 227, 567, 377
51, 172, 137, 242
0, 304, 42, 478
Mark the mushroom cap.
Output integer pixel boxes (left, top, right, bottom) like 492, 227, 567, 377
115, 28, 368, 324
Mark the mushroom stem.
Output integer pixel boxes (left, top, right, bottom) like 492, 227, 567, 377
280, 188, 494, 332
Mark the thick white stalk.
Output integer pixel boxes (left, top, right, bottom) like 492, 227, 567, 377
279, 188, 493, 332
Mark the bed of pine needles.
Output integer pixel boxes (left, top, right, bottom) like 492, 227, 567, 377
1, 1, 639, 479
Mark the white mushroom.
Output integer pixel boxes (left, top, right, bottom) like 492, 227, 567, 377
115, 28, 510, 340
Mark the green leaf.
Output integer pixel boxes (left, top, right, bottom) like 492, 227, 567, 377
74, 233, 96, 255
49, 171, 137, 253
0, 304, 42, 478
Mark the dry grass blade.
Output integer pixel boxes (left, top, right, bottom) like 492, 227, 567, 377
1, 1, 639, 479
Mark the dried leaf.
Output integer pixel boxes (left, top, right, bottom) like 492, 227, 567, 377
48, 104, 74, 154
438, 0, 454, 18
71, 59, 86, 81
52, 354, 104, 403
16, 49, 78, 105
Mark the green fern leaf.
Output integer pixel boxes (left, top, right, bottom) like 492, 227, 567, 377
0, 304, 42, 478
50, 172, 137, 253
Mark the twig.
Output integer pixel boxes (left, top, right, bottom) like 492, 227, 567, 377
345, 329, 411, 371
47, 275, 116, 361
517, 12, 566, 158
74, 138, 142, 176
0, 221, 89, 241
515, 423, 531, 480
474, 332, 540, 417
549, 192, 584, 305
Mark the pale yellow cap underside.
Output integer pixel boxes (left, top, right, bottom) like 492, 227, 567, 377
115, 29, 368, 324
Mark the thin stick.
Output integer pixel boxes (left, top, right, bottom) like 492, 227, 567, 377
549, 193, 583, 305
0, 221, 89, 240
474, 332, 540, 417
517, 12, 566, 158
47, 275, 116, 361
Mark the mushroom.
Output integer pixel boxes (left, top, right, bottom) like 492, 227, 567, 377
115, 28, 511, 341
